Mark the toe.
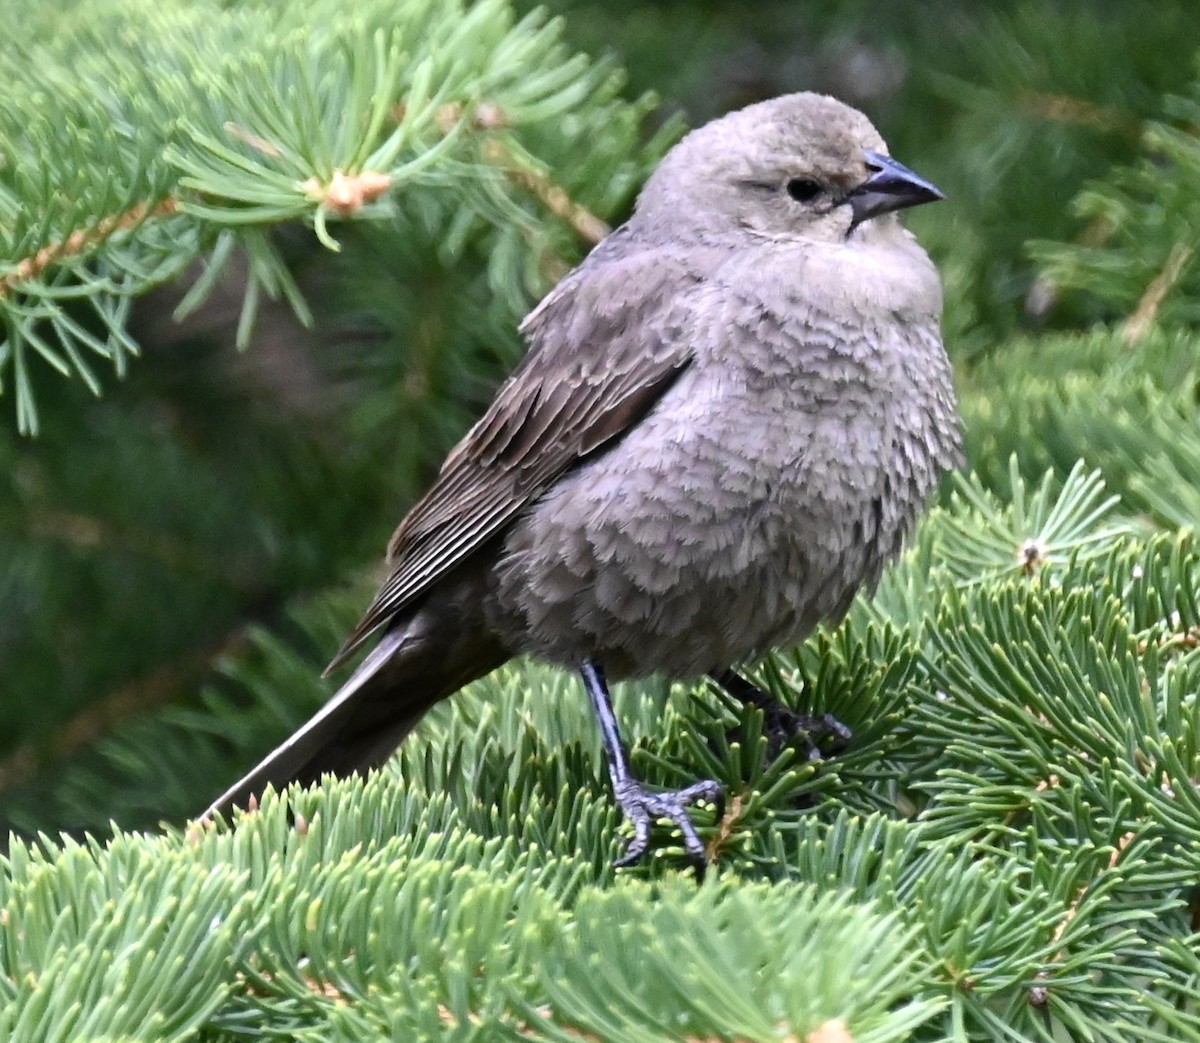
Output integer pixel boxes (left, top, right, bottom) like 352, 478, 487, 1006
608, 778, 721, 873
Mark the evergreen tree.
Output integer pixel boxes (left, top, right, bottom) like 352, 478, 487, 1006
4, 1, 1200, 1039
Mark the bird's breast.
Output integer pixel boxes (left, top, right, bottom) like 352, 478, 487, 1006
486, 244, 958, 678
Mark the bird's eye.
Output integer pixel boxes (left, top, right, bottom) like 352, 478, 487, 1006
786, 177, 823, 203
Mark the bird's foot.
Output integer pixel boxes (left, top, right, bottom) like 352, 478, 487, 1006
711, 669, 852, 762
611, 776, 725, 876
759, 703, 853, 762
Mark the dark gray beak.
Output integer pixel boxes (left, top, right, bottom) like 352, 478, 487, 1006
848, 150, 944, 230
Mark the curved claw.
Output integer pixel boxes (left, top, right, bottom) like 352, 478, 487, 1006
799, 712, 853, 761
611, 777, 724, 875
710, 669, 852, 761
759, 705, 852, 762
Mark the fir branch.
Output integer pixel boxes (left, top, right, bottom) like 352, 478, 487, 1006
1032, 70, 1200, 330
1120, 238, 1194, 345
7, 6, 1200, 1040
1029, 830, 1136, 1006
481, 136, 612, 245
0, 0, 664, 431
0, 630, 250, 797
0, 197, 179, 301
1016, 91, 1143, 138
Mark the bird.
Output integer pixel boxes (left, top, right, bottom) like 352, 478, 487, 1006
202, 91, 961, 871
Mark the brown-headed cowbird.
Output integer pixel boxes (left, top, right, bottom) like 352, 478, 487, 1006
203, 92, 960, 871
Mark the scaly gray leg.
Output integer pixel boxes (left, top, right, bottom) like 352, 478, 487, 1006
580, 660, 723, 874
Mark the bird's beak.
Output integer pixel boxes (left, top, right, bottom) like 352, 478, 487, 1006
848, 150, 944, 230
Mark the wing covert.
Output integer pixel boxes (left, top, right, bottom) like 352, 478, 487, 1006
328, 243, 703, 670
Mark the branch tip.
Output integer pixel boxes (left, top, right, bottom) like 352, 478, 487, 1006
804, 1018, 854, 1043
302, 170, 392, 216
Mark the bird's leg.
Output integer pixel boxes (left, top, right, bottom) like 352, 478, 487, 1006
580, 660, 724, 874
710, 668, 852, 762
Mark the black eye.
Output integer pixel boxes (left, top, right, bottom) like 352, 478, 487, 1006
786, 177, 823, 203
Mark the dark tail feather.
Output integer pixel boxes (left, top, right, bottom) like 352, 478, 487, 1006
200, 608, 506, 821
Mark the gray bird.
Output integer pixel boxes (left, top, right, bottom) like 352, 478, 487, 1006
203, 92, 961, 870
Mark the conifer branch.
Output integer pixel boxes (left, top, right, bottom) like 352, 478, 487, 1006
0, 630, 251, 796
706, 792, 746, 863
0, 197, 179, 300
1121, 239, 1194, 345
7, 6, 1200, 1040
1029, 831, 1136, 1006
1018, 91, 1142, 138
427, 98, 611, 244
0, 0, 656, 431
803, 1020, 853, 1043
481, 137, 611, 245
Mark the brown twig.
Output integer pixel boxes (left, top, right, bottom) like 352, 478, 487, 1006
405, 98, 610, 246
0, 197, 179, 300
705, 792, 746, 864
0, 630, 250, 796
1018, 92, 1142, 140
1120, 240, 1194, 346
1029, 831, 1135, 1006
480, 137, 610, 246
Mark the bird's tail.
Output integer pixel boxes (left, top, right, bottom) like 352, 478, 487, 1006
199, 601, 506, 821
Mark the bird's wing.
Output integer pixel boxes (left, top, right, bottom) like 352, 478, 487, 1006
327, 241, 702, 671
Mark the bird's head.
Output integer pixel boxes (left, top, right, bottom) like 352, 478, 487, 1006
634, 92, 943, 245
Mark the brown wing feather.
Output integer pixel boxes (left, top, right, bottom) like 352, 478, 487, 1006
327, 242, 701, 672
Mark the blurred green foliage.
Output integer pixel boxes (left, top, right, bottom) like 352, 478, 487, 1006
5, 0, 1200, 1038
